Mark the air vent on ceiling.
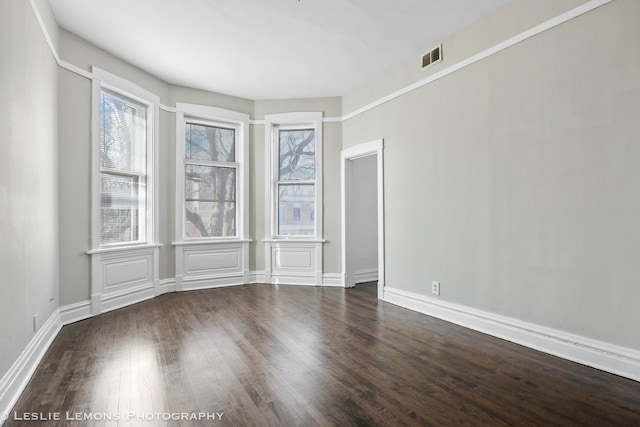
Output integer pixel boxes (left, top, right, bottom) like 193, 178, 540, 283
422, 44, 442, 69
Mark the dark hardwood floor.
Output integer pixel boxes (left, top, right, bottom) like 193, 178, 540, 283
6, 282, 640, 426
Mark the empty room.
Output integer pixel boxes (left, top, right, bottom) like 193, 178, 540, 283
1, 0, 639, 425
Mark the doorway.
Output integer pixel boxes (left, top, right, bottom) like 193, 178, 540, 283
341, 140, 384, 299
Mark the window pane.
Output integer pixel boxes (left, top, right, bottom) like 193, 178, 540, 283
100, 90, 146, 173
185, 165, 236, 237
279, 129, 315, 180
278, 184, 315, 236
100, 173, 142, 244
185, 122, 235, 162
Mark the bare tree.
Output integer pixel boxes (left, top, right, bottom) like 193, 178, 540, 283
185, 124, 236, 237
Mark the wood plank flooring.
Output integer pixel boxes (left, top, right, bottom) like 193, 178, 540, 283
6, 283, 640, 426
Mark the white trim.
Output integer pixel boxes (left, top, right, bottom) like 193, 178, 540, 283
27, 0, 60, 64
250, 117, 341, 126
86, 243, 162, 255
264, 112, 325, 285
176, 241, 250, 294
353, 268, 379, 284
90, 67, 160, 251
181, 274, 247, 291
173, 239, 252, 246
261, 239, 326, 243
59, 59, 93, 80
0, 310, 62, 423
342, 0, 613, 121
322, 117, 343, 123
268, 113, 324, 239
249, 271, 267, 284
96, 284, 155, 314
250, 271, 343, 287
92, 67, 160, 107
158, 278, 176, 294
59, 301, 92, 325
322, 273, 345, 287
269, 273, 320, 286
159, 104, 177, 113
383, 286, 640, 383
89, 246, 159, 315
177, 103, 251, 124
341, 139, 385, 296
173, 104, 250, 295
88, 69, 161, 318
30, 0, 612, 126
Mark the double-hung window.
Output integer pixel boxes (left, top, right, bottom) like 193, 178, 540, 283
266, 112, 323, 240
92, 69, 157, 248
175, 104, 249, 242
98, 90, 148, 245
183, 120, 238, 238
275, 127, 317, 236
264, 112, 323, 285
89, 68, 159, 314
174, 104, 249, 290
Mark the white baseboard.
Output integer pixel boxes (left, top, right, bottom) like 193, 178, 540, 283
0, 310, 62, 424
59, 300, 92, 325
97, 284, 155, 314
157, 278, 175, 295
353, 268, 378, 284
383, 286, 640, 382
323, 273, 345, 287
269, 272, 318, 286
181, 274, 246, 291
250, 270, 343, 287
248, 271, 266, 284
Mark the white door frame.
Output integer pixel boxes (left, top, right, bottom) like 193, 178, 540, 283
341, 139, 384, 299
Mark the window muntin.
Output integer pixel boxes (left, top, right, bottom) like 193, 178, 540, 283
99, 89, 148, 246
184, 120, 239, 238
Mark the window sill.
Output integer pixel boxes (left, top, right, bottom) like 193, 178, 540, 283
172, 239, 252, 246
86, 243, 162, 255
262, 239, 327, 243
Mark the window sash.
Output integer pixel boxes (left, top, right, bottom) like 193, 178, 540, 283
99, 89, 147, 173
278, 128, 315, 181
183, 117, 240, 239
276, 183, 315, 237
98, 88, 149, 247
185, 121, 236, 163
273, 124, 319, 238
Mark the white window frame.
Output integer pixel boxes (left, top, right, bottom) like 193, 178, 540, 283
175, 103, 250, 243
88, 67, 160, 315
264, 112, 324, 286
90, 68, 159, 250
265, 112, 323, 240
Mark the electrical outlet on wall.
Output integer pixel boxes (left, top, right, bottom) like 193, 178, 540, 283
432, 281, 440, 295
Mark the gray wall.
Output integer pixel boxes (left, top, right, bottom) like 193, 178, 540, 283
350, 156, 378, 277
342, 0, 640, 350
0, 0, 59, 376
57, 30, 173, 305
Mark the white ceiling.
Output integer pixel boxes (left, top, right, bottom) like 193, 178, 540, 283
49, 0, 511, 100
